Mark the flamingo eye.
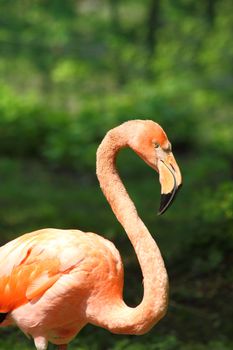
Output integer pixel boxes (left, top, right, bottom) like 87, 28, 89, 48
154, 142, 160, 149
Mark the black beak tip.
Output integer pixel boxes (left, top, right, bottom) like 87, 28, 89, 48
157, 183, 182, 215
157, 192, 174, 215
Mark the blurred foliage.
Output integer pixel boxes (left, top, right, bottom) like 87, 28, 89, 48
0, 0, 233, 349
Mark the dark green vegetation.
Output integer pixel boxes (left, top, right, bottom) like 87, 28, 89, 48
0, 0, 233, 349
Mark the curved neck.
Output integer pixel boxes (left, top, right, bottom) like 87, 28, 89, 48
95, 124, 168, 335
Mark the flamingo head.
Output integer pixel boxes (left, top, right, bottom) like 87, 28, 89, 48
128, 120, 182, 215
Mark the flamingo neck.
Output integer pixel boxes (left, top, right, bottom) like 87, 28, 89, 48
95, 123, 168, 335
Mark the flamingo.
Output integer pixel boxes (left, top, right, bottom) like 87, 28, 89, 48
0, 120, 182, 350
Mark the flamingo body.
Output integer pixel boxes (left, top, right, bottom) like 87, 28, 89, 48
0, 228, 123, 344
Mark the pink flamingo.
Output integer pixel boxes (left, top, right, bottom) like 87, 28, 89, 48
0, 120, 182, 350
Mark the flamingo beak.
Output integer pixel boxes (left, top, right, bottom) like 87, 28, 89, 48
157, 153, 182, 215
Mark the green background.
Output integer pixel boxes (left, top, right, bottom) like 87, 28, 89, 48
0, 0, 232, 349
